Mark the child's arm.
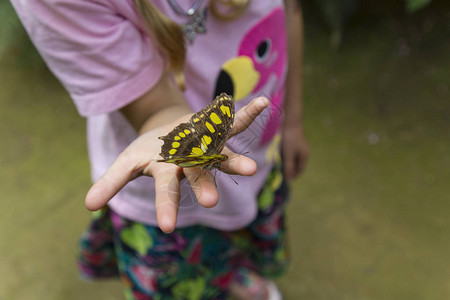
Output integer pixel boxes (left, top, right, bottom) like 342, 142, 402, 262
85, 74, 270, 233
282, 0, 310, 182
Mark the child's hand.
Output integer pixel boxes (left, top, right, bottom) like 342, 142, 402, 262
281, 120, 309, 182
85, 96, 270, 233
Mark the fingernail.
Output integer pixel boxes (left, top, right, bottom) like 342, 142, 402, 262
260, 97, 270, 107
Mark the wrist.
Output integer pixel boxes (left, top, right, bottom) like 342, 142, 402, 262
139, 104, 192, 135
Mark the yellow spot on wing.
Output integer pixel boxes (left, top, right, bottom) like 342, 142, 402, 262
191, 147, 204, 156
172, 142, 180, 148
201, 135, 212, 153
201, 143, 207, 153
174, 136, 181, 140
169, 149, 177, 155
210, 112, 222, 124
202, 135, 212, 145
193, 118, 200, 122
184, 129, 190, 134
179, 132, 185, 138
205, 122, 215, 133
220, 105, 231, 117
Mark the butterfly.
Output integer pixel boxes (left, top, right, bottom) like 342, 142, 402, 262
158, 93, 235, 170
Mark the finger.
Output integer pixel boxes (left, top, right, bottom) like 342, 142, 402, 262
282, 147, 296, 182
231, 96, 270, 137
85, 151, 141, 211
153, 167, 183, 233
291, 144, 310, 178
298, 145, 310, 174
296, 153, 307, 176
220, 147, 257, 176
184, 168, 219, 208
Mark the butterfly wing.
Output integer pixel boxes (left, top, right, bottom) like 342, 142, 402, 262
189, 93, 235, 156
158, 93, 235, 167
158, 122, 200, 160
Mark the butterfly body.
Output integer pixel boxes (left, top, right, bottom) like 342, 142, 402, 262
158, 93, 235, 170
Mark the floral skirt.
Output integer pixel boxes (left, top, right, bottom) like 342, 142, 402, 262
77, 165, 289, 300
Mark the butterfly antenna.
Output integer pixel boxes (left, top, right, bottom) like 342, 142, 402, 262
227, 174, 238, 185
194, 171, 202, 183
194, 169, 215, 186
213, 169, 218, 187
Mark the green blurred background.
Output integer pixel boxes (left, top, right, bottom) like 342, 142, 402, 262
1, 0, 449, 299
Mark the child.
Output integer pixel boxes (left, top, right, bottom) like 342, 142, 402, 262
11, 0, 309, 299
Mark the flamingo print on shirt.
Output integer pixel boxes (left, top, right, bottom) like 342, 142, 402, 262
213, 7, 287, 146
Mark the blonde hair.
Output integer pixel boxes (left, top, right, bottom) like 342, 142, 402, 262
133, 0, 250, 90
133, 0, 186, 89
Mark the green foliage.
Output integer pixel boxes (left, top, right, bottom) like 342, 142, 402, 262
311, 0, 433, 46
0, 2, 46, 68
0, 1, 22, 57
312, 0, 359, 46
406, 0, 432, 13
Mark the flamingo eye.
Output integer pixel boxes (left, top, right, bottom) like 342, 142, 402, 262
255, 39, 271, 63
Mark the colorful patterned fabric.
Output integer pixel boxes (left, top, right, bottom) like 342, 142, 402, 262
78, 165, 289, 299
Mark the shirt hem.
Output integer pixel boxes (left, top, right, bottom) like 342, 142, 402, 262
108, 200, 258, 231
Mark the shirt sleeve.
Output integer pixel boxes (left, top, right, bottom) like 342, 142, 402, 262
11, 0, 165, 117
